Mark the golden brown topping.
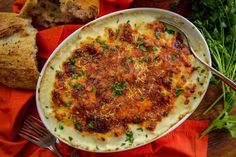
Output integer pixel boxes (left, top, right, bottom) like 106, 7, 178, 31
51, 20, 195, 135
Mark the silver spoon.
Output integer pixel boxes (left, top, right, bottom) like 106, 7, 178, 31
160, 20, 236, 91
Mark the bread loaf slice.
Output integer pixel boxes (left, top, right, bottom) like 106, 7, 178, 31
20, 0, 99, 28
0, 13, 39, 89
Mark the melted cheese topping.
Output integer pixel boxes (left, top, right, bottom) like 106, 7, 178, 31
51, 21, 196, 136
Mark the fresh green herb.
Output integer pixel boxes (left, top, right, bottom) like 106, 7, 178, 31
45, 106, 49, 108
54, 128, 57, 132
115, 45, 120, 49
171, 54, 177, 61
73, 119, 82, 131
88, 121, 94, 129
110, 81, 129, 95
137, 128, 143, 132
125, 131, 134, 144
137, 39, 148, 52
69, 58, 75, 66
175, 88, 183, 96
73, 73, 79, 79
197, 77, 200, 83
78, 93, 83, 98
126, 20, 130, 24
127, 57, 134, 62
154, 33, 160, 39
113, 85, 123, 95
121, 143, 126, 146
75, 84, 83, 90
139, 57, 149, 62
78, 70, 85, 77
78, 35, 81, 40
140, 96, 145, 101
96, 39, 109, 49
139, 45, 148, 52
50, 66, 54, 70
69, 136, 73, 141
134, 23, 137, 27
64, 102, 72, 107
90, 87, 96, 92
96, 146, 99, 150
145, 134, 148, 138
115, 28, 120, 38
164, 28, 175, 34
201, 69, 205, 73
59, 124, 64, 130
123, 82, 129, 88
152, 45, 160, 51
190, 0, 236, 138
116, 19, 119, 23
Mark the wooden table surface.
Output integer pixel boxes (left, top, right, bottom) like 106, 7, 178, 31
1, 0, 235, 156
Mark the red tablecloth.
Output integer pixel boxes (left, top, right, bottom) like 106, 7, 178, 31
0, 0, 209, 157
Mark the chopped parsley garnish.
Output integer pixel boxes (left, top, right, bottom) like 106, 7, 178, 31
50, 66, 54, 70
137, 39, 148, 52
127, 57, 134, 62
140, 96, 145, 101
165, 28, 175, 34
137, 128, 144, 132
126, 20, 130, 24
154, 33, 160, 39
201, 69, 205, 73
139, 45, 148, 52
125, 131, 134, 144
176, 87, 183, 96
145, 134, 148, 138
54, 128, 57, 132
116, 19, 119, 23
69, 136, 73, 141
90, 87, 96, 92
69, 58, 75, 66
123, 82, 129, 88
115, 45, 120, 49
113, 84, 123, 95
110, 81, 129, 95
96, 39, 109, 49
152, 45, 160, 51
45, 106, 49, 108
88, 121, 94, 129
121, 143, 126, 146
171, 54, 177, 61
115, 28, 120, 38
96, 146, 99, 150
73, 73, 79, 79
139, 57, 149, 62
74, 84, 83, 90
59, 124, 64, 130
78, 70, 85, 77
73, 119, 82, 131
64, 102, 72, 107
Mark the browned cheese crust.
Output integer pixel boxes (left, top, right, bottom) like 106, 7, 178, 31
51, 21, 196, 136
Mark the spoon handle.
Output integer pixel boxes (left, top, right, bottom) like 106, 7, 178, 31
190, 47, 236, 91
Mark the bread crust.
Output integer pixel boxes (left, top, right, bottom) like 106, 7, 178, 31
20, 0, 99, 28
0, 13, 39, 89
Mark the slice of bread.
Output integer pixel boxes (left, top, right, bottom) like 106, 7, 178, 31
20, 0, 99, 28
60, 0, 99, 22
0, 13, 39, 89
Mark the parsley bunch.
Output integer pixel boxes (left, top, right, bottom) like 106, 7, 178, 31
189, 0, 236, 137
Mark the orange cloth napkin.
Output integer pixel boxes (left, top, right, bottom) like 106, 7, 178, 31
0, 0, 209, 157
